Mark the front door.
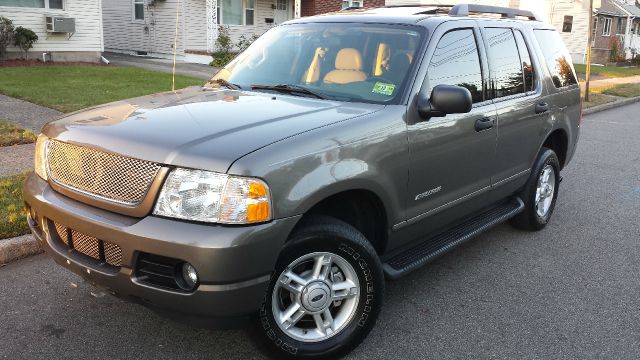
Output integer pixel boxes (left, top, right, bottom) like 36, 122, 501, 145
274, 0, 290, 24
406, 22, 497, 225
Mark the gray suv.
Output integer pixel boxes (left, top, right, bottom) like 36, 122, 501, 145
24, 4, 581, 359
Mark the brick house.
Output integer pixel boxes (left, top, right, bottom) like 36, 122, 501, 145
591, 0, 640, 64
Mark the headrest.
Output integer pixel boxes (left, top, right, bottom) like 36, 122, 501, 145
335, 48, 363, 71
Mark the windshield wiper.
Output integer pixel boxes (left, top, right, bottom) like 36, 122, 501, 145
206, 78, 243, 90
251, 84, 332, 100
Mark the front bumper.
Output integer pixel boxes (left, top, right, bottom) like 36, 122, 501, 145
23, 173, 300, 322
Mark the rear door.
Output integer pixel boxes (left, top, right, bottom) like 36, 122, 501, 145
478, 22, 551, 185
405, 20, 497, 223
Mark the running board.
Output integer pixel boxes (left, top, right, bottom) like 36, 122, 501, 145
383, 197, 525, 279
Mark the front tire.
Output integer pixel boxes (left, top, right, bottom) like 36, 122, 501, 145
510, 147, 560, 231
256, 216, 384, 359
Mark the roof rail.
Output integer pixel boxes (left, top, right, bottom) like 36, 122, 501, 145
448, 4, 539, 21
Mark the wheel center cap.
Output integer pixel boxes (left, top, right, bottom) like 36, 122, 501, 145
301, 281, 331, 312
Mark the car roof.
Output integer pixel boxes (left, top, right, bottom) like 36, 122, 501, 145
285, 5, 545, 27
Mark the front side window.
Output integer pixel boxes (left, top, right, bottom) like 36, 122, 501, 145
534, 29, 578, 88
602, 17, 612, 36
426, 29, 484, 103
133, 0, 144, 20
0, 0, 62, 9
485, 28, 524, 99
514, 30, 536, 93
211, 23, 425, 104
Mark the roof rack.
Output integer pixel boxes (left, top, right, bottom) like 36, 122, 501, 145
448, 4, 539, 21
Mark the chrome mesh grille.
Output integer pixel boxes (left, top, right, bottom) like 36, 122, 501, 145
53, 223, 123, 267
46, 140, 161, 206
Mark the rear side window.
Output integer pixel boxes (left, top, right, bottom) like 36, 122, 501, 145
533, 30, 578, 88
513, 30, 536, 92
484, 28, 524, 99
427, 29, 484, 103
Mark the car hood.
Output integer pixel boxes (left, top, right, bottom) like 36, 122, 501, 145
43, 86, 384, 173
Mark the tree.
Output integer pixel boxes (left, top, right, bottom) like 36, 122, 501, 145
13, 26, 38, 60
0, 16, 14, 59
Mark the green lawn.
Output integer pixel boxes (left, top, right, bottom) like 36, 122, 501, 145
0, 120, 36, 147
0, 65, 204, 113
0, 172, 30, 240
582, 93, 617, 109
574, 64, 640, 79
601, 83, 640, 98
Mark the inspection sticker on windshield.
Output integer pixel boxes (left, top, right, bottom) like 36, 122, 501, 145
372, 82, 396, 96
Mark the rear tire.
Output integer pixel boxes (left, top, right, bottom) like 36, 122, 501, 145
510, 147, 560, 231
255, 215, 384, 359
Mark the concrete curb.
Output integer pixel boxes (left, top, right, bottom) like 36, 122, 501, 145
583, 96, 640, 116
0, 233, 43, 265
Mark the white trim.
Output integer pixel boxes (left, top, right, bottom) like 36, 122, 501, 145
132, 0, 145, 22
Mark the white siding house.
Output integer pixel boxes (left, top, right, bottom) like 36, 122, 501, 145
0, 0, 104, 62
385, 0, 601, 64
102, 0, 295, 64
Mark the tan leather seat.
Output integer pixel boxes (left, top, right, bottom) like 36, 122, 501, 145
323, 48, 367, 84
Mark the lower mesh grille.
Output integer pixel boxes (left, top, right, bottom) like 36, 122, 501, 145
54, 223, 123, 267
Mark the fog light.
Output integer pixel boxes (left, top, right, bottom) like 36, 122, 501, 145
181, 263, 199, 289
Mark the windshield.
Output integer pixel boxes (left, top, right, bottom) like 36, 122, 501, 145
210, 23, 426, 104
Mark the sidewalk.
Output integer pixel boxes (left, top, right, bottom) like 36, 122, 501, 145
0, 143, 34, 177
0, 94, 63, 132
580, 75, 640, 90
103, 52, 217, 81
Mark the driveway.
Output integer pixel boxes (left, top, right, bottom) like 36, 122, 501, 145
1, 102, 639, 359
103, 52, 216, 81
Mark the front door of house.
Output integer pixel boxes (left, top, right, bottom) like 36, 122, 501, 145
274, 0, 290, 24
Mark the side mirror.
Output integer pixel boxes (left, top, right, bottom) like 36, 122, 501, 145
416, 85, 473, 119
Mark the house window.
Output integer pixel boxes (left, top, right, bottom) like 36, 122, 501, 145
616, 18, 625, 35
245, 0, 254, 26
602, 17, 612, 36
217, 0, 255, 25
591, 17, 598, 44
562, 16, 573, 33
0, 0, 62, 9
133, 0, 144, 21
342, 0, 363, 8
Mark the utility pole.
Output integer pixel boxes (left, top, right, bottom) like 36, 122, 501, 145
585, 0, 594, 102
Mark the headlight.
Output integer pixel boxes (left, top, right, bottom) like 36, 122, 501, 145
34, 134, 48, 181
153, 168, 272, 224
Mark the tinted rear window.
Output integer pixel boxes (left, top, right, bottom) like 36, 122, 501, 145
533, 30, 578, 88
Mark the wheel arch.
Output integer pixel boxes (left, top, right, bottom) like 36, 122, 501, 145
542, 128, 569, 169
289, 184, 391, 255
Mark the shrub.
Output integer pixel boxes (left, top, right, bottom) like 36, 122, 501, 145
13, 26, 38, 59
0, 16, 14, 59
236, 34, 259, 52
210, 25, 235, 67
215, 25, 233, 54
609, 37, 622, 63
209, 51, 235, 67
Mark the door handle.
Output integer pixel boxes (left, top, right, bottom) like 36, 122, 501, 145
474, 117, 494, 132
535, 102, 549, 114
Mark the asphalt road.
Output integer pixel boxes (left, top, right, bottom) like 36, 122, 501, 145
2, 102, 640, 360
